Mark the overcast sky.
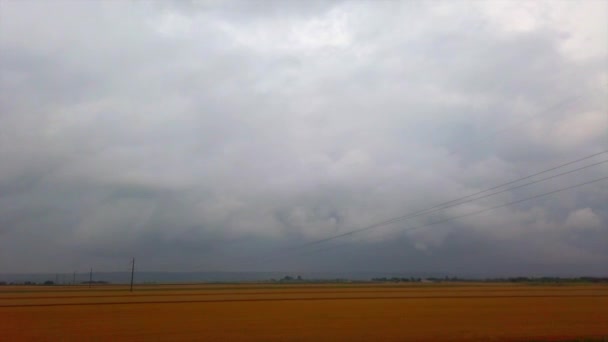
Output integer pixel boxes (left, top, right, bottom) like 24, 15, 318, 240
1, 0, 607, 276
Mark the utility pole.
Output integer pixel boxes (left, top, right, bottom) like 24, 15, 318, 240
73, 271, 76, 285
89, 268, 93, 288
130, 257, 135, 292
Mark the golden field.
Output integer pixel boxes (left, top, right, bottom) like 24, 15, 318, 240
1, 283, 607, 341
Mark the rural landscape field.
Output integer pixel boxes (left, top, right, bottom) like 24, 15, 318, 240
2, 1, 608, 341
2, 282, 607, 341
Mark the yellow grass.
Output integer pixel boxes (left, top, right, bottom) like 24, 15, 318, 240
1, 283, 607, 341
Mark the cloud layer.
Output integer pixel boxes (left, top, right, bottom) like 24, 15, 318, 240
1, 0, 607, 275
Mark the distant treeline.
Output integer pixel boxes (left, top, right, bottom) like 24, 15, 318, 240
491, 277, 608, 283
371, 277, 424, 282
0, 280, 110, 286
270, 275, 352, 283
2, 276, 607, 286
370, 276, 608, 283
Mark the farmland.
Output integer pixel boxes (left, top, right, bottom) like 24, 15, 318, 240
1, 283, 607, 341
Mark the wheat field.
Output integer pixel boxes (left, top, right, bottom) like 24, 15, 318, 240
1, 283, 607, 341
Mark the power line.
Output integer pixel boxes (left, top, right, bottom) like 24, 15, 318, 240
231, 87, 608, 268
304, 175, 608, 256
298, 150, 608, 248
307, 87, 608, 249
242, 174, 608, 268
401, 175, 608, 235
402, 151, 608, 219
191, 89, 605, 272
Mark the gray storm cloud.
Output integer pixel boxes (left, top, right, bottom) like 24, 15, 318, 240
0, 0, 607, 275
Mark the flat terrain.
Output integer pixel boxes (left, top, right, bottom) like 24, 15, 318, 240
1, 283, 607, 341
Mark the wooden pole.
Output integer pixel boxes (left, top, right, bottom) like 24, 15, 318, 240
130, 257, 135, 292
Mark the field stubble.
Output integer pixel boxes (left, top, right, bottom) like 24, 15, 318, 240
1, 283, 607, 341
